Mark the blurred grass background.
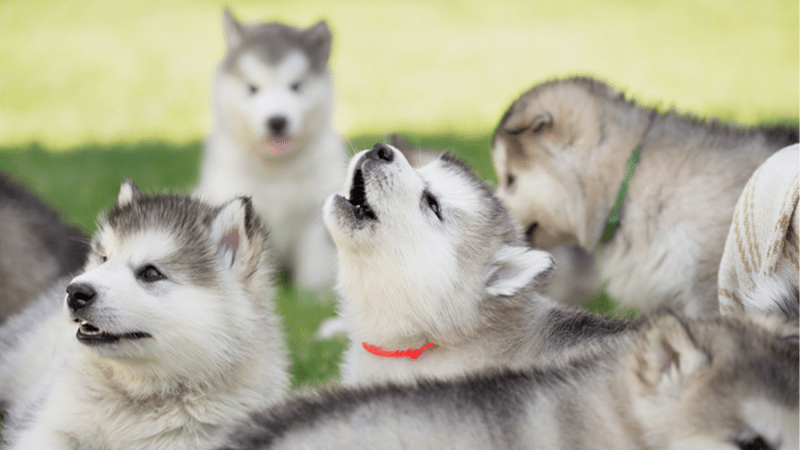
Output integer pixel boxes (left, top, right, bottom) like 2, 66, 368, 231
0, 0, 797, 388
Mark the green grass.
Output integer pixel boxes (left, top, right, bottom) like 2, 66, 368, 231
0, 0, 797, 148
0, 134, 500, 388
0, 0, 797, 390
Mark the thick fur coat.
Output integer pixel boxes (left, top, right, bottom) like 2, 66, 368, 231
492, 76, 798, 317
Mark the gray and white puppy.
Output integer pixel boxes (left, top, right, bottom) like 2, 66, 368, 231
0, 181, 289, 450
218, 310, 799, 450
492, 76, 798, 317
323, 143, 633, 385
197, 9, 345, 290
0, 174, 88, 324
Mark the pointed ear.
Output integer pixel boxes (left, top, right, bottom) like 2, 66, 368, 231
485, 245, 555, 297
223, 8, 244, 50
504, 108, 552, 135
210, 197, 254, 269
117, 179, 141, 207
636, 310, 709, 389
303, 21, 332, 68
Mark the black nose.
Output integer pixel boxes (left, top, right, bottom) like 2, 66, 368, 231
66, 283, 97, 312
267, 116, 287, 135
366, 143, 394, 163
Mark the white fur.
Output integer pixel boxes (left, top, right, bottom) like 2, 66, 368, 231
485, 246, 554, 297
196, 24, 345, 291
492, 78, 790, 317
740, 397, 800, 450
323, 146, 558, 385
0, 196, 289, 449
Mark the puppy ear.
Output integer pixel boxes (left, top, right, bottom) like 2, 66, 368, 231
636, 310, 709, 389
303, 21, 332, 67
117, 179, 141, 207
223, 8, 244, 50
211, 197, 254, 270
504, 109, 552, 135
485, 245, 554, 297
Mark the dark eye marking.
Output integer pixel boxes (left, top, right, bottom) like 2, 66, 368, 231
507, 173, 515, 187
290, 80, 302, 92
136, 264, 166, 283
248, 84, 258, 95
100, 255, 108, 263
423, 190, 442, 221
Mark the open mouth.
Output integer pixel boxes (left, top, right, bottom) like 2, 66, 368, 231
75, 319, 151, 345
346, 167, 378, 221
266, 138, 293, 155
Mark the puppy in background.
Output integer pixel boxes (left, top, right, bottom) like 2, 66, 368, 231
197, 9, 346, 290
492, 76, 798, 317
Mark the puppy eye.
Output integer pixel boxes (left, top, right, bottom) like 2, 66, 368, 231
137, 264, 166, 283
248, 84, 258, 95
423, 190, 442, 221
736, 435, 772, 450
507, 174, 515, 187
100, 255, 107, 263
290, 80, 302, 92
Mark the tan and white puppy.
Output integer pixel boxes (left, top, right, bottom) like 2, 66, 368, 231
219, 310, 799, 450
0, 181, 289, 449
323, 143, 634, 386
197, 9, 345, 290
492, 76, 798, 317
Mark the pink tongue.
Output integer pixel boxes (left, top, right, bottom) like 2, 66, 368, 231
268, 139, 292, 155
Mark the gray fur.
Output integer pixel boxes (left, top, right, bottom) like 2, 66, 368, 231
0, 183, 289, 449
222, 9, 331, 75
198, 8, 344, 291
492, 76, 798, 317
325, 145, 636, 386
217, 312, 799, 450
0, 174, 88, 324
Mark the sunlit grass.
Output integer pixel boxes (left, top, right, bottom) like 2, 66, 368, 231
1, 0, 797, 148
0, 0, 797, 390
0, 133, 495, 387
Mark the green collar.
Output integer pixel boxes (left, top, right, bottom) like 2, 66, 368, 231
600, 145, 641, 244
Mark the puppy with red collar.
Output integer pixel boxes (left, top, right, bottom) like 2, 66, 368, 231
323, 143, 634, 385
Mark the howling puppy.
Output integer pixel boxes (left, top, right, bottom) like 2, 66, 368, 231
196, 9, 346, 290
323, 143, 634, 385
0, 181, 289, 449
492, 76, 798, 317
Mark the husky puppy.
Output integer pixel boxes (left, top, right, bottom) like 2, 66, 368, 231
0, 181, 289, 449
323, 143, 634, 385
492, 76, 799, 317
218, 310, 799, 450
196, 9, 345, 290
0, 173, 89, 323
385, 135, 599, 308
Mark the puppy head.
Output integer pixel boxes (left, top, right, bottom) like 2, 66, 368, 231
216, 9, 333, 159
629, 310, 799, 449
66, 181, 273, 385
323, 144, 554, 342
492, 77, 620, 250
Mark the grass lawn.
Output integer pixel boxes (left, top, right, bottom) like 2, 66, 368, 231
0, 133, 499, 388
0, 0, 797, 390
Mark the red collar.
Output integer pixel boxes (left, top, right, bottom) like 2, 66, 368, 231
362, 342, 437, 360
